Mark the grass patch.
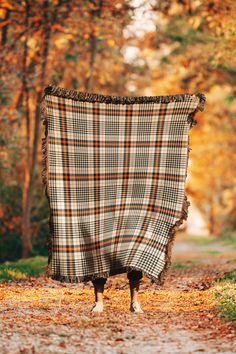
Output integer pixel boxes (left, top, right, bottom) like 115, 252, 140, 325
185, 235, 218, 245
206, 249, 222, 255
181, 233, 236, 250
213, 269, 236, 322
0, 256, 47, 282
220, 234, 236, 249
172, 259, 199, 270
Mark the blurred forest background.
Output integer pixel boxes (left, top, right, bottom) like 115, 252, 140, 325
0, 0, 236, 262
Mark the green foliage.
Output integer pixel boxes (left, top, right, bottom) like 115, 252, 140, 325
30, 177, 49, 257
225, 94, 236, 104
214, 270, 236, 321
0, 183, 22, 262
71, 78, 79, 89
50, 72, 63, 85
0, 256, 47, 281
0, 179, 48, 262
164, 18, 207, 48
220, 216, 236, 249
0, 230, 22, 263
65, 53, 78, 62
172, 259, 199, 270
220, 234, 236, 250
206, 249, 221, 255
0, 80, 10, 106
186, 235, 218, 245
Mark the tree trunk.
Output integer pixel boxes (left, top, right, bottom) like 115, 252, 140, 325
85, 0, 103, 91
1, 9, 11, 46
85, 33, 97, 91
20, 0, 32, 257
21, 0, 50, 258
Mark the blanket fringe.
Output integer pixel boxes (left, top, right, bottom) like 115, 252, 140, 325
156, 94, 206, 285
187, 93, 206, 128
41, 192, 189, 285
40, 85, 206, 284
40, 91, 53, 278
155, 194, 191, 285
42, 83, 205, 106
45, 266, 170, 284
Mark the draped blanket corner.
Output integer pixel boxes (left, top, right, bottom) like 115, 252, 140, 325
40, 84, 206, 285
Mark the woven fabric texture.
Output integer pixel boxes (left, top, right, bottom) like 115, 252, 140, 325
40, 84, 206, 284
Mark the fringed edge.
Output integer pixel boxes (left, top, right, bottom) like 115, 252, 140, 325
48, 271, 111, 283
46, 195, 191, 284
46, 265, 167, 284
187, 93, 206, 129
155, 195, 191, 286
156, 94, 206, 285
42, 83, 205, 105
40, 91, 53, 278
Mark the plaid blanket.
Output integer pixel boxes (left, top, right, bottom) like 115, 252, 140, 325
40, 84, 205, 284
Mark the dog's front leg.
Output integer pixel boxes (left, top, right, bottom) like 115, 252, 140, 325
91, 277, 106, 312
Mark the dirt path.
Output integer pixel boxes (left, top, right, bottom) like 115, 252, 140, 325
1, 235, 236, 354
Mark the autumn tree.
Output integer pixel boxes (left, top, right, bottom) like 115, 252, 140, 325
0, 0, 134, 259
123, 0, 236, 236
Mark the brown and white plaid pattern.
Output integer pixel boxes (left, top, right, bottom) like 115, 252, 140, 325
41, 85, 205, 284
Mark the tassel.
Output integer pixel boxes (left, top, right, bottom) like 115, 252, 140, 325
42, 83, 206, 106
40, 93, 53, 277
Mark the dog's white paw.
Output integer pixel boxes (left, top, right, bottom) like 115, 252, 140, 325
91, 301, 104, 313
130, 301, 144, 313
